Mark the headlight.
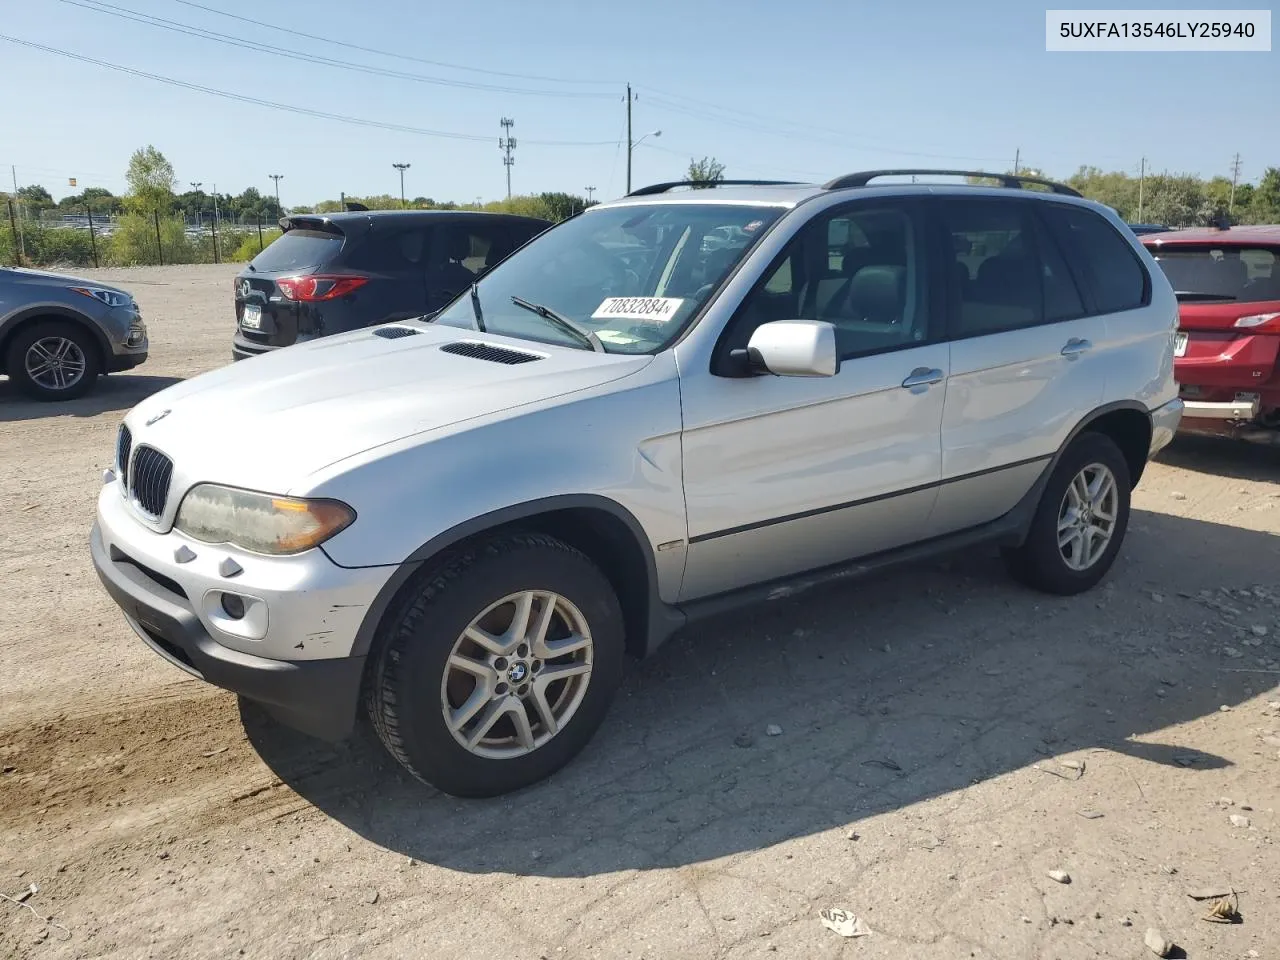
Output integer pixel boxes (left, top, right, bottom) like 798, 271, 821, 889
174, 484, 355, 555
69, 286, 132, 309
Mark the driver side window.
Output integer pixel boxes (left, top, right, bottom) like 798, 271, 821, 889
724, 203, 932, 363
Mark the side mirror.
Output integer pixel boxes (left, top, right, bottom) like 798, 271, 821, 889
731, 320, 839, 377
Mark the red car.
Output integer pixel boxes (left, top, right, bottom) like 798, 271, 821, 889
1142, 225, 1280, 442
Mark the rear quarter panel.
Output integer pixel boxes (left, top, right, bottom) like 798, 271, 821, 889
1096, 220, 1181, 413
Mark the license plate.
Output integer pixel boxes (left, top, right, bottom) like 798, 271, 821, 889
1173, 331, 1188, 357
241, 304, 262, 330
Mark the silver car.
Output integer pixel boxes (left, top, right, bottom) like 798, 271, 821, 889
1, 267, 148, 400
91, 170, 1183, 797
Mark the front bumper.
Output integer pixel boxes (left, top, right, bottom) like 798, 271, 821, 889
92, 523, 365, 740
107, 349, 148, 373
92, 480, 393, 740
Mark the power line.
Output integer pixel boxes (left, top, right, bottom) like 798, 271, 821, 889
59, 0, 614, 100
637, 88, 1013, 164
164, 0, 620, 87
0, 35, 621, 147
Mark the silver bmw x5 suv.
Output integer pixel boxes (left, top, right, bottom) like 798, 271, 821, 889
92, 170, 1183, 797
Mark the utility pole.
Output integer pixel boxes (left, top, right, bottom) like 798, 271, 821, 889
1137, 157, 1146, 222
1013, 148, 1020, 175
585, 186, 596, 204
189, 181, 202, 229
499, 118, 516, 199
625, 85, 633, 194
1229, 153, 1243, 212
212, 182, 220, 257
10, 166, 25, 264
392, 163, 410, 208
269, 174, 284, 214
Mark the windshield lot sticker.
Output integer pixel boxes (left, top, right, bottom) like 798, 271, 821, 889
596, 330, 643, 345
592, 297, 684, 323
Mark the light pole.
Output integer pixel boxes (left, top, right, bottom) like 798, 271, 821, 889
189, 181, 202, 229
268, 174, 284, 215
393, 163, 411, 208
627, 129, 661, 193
585, 185, 596, 204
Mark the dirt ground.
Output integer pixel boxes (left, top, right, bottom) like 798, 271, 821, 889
2, 263, 1278, 960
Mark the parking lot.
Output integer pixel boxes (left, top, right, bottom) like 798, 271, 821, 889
2, 262, 1278, 959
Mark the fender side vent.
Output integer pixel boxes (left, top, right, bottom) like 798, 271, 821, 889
440, 341, 541, 365
373, 326, 421, 339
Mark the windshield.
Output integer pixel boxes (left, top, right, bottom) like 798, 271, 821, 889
431, 202, 785, 352
1150, 244, 1280, 303
249, 229, 344, 273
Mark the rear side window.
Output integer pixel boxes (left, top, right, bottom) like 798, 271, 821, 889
440, 223, 519, 278
249, 229, 343, 272
938, 199, 1043, 336
1147, 245, 1280, 303
344, 229, 429, 271
1042, 205, 1148, 313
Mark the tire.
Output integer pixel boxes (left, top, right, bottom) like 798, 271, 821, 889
5, 320, 100, 401
366, 532, 625, 797
1002, 431, 1132, 595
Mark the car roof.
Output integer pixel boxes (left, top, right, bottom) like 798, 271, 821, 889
1141, 224, 1280, 246
591, 180, 1109, 214
281, 209, 551, 232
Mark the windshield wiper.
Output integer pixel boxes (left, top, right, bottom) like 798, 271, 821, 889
469, 282, 486, 332
1175, 290, 1238, 302
510, 296, 605, 353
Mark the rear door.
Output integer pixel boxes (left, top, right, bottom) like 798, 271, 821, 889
925, 197, 1106, 539
340, 226, 432, 326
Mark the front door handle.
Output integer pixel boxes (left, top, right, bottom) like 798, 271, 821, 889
901, 367, 944, 388
1061, 337, 1092, 358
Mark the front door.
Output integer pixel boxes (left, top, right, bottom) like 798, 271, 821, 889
677, 200, 948, 601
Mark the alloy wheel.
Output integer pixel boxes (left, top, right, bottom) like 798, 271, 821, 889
440, 590, 594, 760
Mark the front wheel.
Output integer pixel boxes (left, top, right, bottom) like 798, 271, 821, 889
366, 532, 625, 797
5, 320, 100, 401
1003, 432, 1132, 595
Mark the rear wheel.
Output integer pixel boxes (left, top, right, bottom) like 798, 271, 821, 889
366, 532, 624, 797
1003, 432, 1132, 595
5, 320, 100, 401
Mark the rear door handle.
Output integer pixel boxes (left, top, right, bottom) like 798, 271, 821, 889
901, 367, 944, 388
1061, 338, 1092, 358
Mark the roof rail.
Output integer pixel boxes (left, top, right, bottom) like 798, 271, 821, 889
822, 169, 1082, 197
626, 179, 803, 197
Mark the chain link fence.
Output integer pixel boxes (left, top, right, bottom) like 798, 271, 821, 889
3, 200, 280, 270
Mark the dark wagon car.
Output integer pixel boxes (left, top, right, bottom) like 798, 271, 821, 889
232, 210, 550, 360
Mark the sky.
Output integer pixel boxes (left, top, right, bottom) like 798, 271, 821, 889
2, 0, 1276, 207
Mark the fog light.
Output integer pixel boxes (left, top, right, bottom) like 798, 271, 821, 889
220, 592, 246, 620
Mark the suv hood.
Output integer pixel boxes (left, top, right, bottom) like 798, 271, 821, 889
6, 267, 130, 294
125, 323, 651, 495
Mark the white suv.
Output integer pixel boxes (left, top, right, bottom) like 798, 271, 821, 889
92, 170, 1184, 797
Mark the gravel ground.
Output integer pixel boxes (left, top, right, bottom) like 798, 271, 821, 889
1, 263, 1278, 960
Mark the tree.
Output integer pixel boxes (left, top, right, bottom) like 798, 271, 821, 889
537, 192, 588, 221
58, 187, 120, 215
1245, 167, 1280, 224
16, 185, 54, 212
125, 145, 177, 214
687, 156, 726, 186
